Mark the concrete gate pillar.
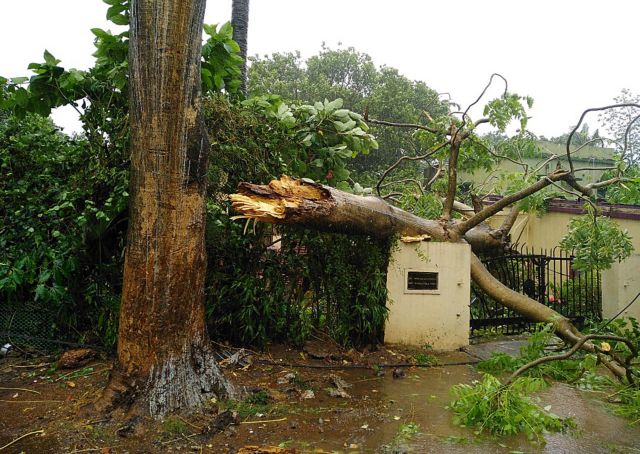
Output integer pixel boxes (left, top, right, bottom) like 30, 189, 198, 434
384, 241, 470, 351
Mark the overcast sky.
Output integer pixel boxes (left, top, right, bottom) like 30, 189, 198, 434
1, 0, 638, 137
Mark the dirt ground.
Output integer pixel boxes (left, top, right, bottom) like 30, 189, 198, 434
1, 340, 639, 453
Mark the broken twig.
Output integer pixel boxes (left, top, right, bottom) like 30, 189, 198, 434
240, 417, 287, 425
0, 386, 41, 394
0, 429, 44, 451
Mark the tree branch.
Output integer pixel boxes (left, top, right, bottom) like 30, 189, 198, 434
365, 117, 438, 134
534, 138, 607, 175
472, 136, 529, 173
379, 178, 424, 196
505, 333, 637, 385
620, 112, 640, 163
499, 204, 521, 236
566, 103, 640, 172
424, 160, 443, 189
376, 142, 447, 196
453, 170, 569, 235
442, 138, 461, 220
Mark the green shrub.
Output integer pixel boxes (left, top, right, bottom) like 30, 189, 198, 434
203, 96, 390, 348
0, 113, 126, 348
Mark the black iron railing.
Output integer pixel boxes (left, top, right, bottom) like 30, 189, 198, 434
471, 245, 602, 335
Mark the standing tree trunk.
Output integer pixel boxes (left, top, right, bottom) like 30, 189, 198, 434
94, 0, 235, 417
231, 0, 250, 96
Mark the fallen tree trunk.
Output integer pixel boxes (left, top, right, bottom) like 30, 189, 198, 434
231, 176, 502, 251
231, 176, 631, 381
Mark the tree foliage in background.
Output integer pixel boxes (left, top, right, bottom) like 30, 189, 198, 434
248, 45, 450, 173
0, 111, 126, 346
542, 122, 604, 147
600, 89, 640, 164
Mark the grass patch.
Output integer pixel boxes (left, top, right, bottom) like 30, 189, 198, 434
221, 390, 277, 419
161, 417, 189, 436
380, 422, 420, 452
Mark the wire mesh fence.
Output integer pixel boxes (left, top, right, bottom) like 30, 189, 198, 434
0, 302, 72, 353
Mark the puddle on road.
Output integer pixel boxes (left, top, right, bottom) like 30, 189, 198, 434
263, 362, 640, 453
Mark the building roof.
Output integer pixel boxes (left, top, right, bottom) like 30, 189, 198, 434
537, 141, 615, 163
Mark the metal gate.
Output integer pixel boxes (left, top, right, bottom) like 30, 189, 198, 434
470, 245, 602, 335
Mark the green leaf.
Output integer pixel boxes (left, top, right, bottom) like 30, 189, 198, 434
10, 77, 28, 84
332, 167, 350, 181
223, 41, 240, 54
336, 181, 351, 191
109, 13, 129, 25
43, 49, 60, 66
219, 22, 233, 39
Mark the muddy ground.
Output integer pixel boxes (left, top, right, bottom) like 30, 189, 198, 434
1, 340, 639, 453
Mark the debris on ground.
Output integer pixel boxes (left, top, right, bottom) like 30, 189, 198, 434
57, 348, 97, 369
325, 374, 352, 398
301, 389, 315, 399
237, 446, 296, 454
2, 340, 639, 453
219, 348, 253, 369
303, 340, 342, 360
202, 410, 239, 434
277, 372, 297, 385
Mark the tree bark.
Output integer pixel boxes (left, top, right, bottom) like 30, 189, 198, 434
95, 0, 235, 417
231, 0, 250, 96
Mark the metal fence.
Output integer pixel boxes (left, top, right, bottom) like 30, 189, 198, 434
0, 303, 96, 353
470, 245, 602, 335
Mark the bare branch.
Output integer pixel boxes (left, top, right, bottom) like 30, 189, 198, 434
381, 192, 403, 201
365, 117, 438, 134
543, 178, 599, 213
463, 73, 508, 120
474, 172, 500, 195
425, 160, 443, 189
438, 92, 461, 111
572, 166, 618, 172
534, 138, 607, 174
376, 142, 447, 196
587, 176, 625, 190
450, 200, 476, 217
566, 103, 640, 172
379, 178, 425, 196
499, 204, 521, 236
473, 117, 491, 128
442, 139, 462, 220
453, 170, 569, 235
620, 112, 640, 163
472, 136, 529, 173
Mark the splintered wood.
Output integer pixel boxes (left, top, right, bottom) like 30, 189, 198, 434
400, 234, 432, 243
230, 176, 330, 223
